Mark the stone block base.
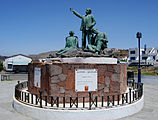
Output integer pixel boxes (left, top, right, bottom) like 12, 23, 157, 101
28, 58, 127, 102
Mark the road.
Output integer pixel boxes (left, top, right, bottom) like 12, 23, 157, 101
0, 74, 158, 120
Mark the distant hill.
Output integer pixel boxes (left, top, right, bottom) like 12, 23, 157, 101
0, 56, 9, 61
114, 49, 129, 59
29, 51, 58, 60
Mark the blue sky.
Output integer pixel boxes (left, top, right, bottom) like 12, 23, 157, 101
0, 0, 158, 56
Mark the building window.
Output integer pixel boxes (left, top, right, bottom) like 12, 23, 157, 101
142, 51, 145, 55
153, 56, 156, 60
130, 57, 135, 60
8, 64, 13, 69
130, 51, 135, 54
142, 57, 147, 60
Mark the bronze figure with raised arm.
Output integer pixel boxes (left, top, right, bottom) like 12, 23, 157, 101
70, 8, 96, 50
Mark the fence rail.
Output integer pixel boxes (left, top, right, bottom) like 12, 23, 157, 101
15, 81, 143, 110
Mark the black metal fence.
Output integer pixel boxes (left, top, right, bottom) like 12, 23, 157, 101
15, 81, 143, 110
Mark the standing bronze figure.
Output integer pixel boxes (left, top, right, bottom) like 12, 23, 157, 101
70, 8, 96, 50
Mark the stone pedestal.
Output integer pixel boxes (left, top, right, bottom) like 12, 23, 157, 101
28, 57, 127, 102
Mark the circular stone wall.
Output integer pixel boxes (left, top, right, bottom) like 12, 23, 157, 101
28, 57, 127, 99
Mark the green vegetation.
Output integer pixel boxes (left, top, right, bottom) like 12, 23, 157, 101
128, 66, 158, 76
120, 59, 127, 62
142, 72, 158, 76
154, 67, 158, 71
1, 79, 13, 81
127, 66, 138, 75
0, 61, 3, 72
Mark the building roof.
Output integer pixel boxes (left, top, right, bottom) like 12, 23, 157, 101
8, 54, 32, 59
4, 54, 32, 65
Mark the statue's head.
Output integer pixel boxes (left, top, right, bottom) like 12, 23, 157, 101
86, 8, 91, 15
69, 31, 74, 36
92, 28, 99, 34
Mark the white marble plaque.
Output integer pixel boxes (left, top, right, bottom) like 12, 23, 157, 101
34, 67, 41, 88
75, 69, 98, 92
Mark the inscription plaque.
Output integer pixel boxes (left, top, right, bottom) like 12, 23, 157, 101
34, 67, 41, 88
75, 69, 98, 92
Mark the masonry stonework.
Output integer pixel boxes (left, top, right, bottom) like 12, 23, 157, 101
28, 60, 127, 100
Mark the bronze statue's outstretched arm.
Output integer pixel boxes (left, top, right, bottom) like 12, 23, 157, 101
70, 8, 82, 18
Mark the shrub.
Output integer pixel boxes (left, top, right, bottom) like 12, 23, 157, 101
0, 61, 3, 72
154, 67, 158, 71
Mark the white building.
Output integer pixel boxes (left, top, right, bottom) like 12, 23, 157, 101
4, 54, 32, 72
128, 47, 158, 66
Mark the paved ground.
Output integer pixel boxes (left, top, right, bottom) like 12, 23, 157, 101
0, 80, 34, 120
120, 76, 158, 120
0, 74, 158, 120
120, 84, 158, 120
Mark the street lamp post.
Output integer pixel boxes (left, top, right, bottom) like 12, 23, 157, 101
136, 32, 142, 84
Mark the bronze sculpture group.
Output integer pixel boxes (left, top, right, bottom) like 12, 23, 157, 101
56, 8, 108, 56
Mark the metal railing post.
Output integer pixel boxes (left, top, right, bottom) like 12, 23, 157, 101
63, 96, 65, 108
40, 91, 42, 108
89, 92, 92, 110
83, 97, 85, 108
102, 96, 104, 107
129, 88, 132, 104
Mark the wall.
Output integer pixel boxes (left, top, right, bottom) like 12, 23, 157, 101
28, 61, 127, 101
